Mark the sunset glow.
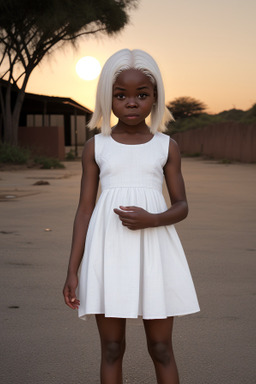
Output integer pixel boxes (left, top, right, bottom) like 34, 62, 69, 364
76, 56, 101, 81
27, 0, 256, 114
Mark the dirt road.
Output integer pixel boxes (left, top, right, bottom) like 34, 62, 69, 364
0, 158, 255, 384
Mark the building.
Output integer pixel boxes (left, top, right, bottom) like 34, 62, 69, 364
0, 79, 94, 159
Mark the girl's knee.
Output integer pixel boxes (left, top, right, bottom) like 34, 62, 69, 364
103, 340, 126, 364
147, 341, 172, 366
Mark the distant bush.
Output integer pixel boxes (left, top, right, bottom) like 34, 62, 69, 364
0, 143, 31, 164
168, 104, 256, 134
167, 96, 207, 119
34, 156, 65, 169
244, 103, 256, 120
217, 108, 245, 121
0, 143, 65, 169
65, 149, 76, 161
168, 113, 217, 134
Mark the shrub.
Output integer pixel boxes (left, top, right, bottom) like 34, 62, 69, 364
65, 149, 76, 161
168, 104, 256, 134
0, 143, 31, 164
34, 156, 65, 169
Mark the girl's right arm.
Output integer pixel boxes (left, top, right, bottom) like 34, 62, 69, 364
63, 137, 99, 310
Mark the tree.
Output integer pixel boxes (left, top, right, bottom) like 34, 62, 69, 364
167, 96, 207, 120
0, 0, 138, 144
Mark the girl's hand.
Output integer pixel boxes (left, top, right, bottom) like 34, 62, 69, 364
63, 273, 80, 310
113, 206, 156, 230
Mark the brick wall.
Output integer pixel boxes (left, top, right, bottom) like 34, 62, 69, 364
18, 126, 65, 160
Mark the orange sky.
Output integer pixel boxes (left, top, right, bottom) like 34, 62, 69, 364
27, 0, 256, 114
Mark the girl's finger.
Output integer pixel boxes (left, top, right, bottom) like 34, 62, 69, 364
69, 297, 80, 309
119, 206, 137, 211
114, 208, 134, 218
113, 208, 125, 216
121, 217, 134, 224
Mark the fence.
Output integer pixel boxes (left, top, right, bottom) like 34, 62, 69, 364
171, 122, 256, 163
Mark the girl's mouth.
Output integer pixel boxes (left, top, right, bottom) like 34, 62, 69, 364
125, 114, 139, 119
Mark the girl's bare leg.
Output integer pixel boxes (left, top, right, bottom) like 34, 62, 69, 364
96, 315, 126, 384
143, 317, 179, 384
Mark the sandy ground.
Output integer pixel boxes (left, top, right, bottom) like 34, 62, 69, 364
0, 157, 255, 384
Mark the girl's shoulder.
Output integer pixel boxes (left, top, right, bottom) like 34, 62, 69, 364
93, 132, 111, 148
94, 132, 109, 142
154, 131, 170, 151
93, 133, 111, 165
155, 132, 179, 150
155, 131, 170, 142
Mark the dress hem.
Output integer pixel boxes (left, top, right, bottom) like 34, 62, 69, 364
78, 308, 200, 321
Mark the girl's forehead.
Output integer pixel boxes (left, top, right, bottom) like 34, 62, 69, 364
114, 69, 154, 87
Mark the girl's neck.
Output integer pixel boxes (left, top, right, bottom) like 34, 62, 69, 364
112, 121, 150, 135
111, 122, 153, 145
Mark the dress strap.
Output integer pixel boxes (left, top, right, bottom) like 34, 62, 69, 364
155, 132, 170, 165
94, 133, 108, 166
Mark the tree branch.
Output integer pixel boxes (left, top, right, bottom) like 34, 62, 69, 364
31, 28, 69, 67
62, 26, 107, 40
11, 68, 26, 85
7, 27, 28, 70
0, 44, 8, 67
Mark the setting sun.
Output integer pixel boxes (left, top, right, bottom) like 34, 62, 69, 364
76, 56, 101, 81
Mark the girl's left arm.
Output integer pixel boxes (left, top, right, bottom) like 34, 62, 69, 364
113, 139, 188, 230
157, 138, 189, 225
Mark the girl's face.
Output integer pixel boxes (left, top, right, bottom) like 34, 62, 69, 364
112, 69, 156, 128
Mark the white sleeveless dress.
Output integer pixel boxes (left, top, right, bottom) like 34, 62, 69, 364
78, 132, 200, 320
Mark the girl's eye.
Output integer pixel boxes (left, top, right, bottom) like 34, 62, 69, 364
138, 93, 148, 99
114, 94, 125, 100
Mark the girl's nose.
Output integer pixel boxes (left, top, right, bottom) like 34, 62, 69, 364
126, 98, 138, 107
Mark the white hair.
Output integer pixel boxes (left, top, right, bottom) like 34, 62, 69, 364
88, 49, 174, 135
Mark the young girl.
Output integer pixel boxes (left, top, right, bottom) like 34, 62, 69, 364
63, 49, 199, 384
